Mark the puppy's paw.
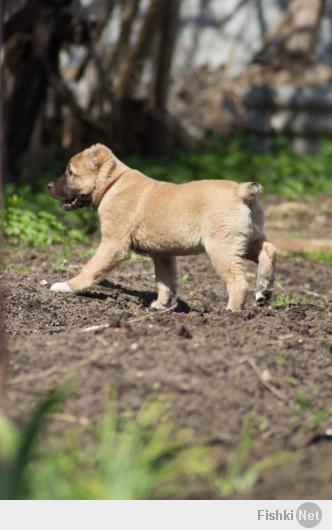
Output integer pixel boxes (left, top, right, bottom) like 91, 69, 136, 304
150, 299, 177, 311
50, 281, 73, 294
255, 290, 272, 306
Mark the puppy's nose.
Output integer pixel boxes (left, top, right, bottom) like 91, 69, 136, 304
48, 182, 54, 190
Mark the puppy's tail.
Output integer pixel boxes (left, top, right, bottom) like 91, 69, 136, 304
238, 182, 263, 202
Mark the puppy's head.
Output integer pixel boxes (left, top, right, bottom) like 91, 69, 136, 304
48, 144, 115, 210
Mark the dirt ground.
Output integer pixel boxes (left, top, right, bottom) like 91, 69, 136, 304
2, 197, 332, 499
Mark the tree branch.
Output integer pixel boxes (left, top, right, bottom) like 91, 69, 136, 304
49, 71, 110, 133
107, 0, 141, 74
75, 0, 115, 82
113, 0, 163, 100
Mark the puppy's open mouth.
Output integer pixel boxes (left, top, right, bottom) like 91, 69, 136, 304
49, 177, 91, 211
61, 197, 86, 211
61, 193, 92, 211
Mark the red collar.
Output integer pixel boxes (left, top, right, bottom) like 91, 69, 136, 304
99, 170, 127, 203
100, 179, 117, 203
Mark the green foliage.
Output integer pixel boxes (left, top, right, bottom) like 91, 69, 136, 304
285, 250, 332, 265
287, 376, 299, 386
0, 389, 61, 500
214, 431, 289, 497
180, 273, 190, 282
4, 195, 72, 246
3, 185, 97, 247
311, 410, 326, 430
0, 393, 288, 500
28, 401, 212, 500
306, 251, 332, 265
295, 394, 311, 409
5, 135, 331, 247
294, 395, 332, 432
128, 136, 332, 198
272, 294, 300, 308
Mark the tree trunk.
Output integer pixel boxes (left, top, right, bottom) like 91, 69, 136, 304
151, 0, 181, 111
107, 0, 141, 73
4, 0, 94, 179
0, 0, 5, 191
0, 0, 7, 412
5, 46, 53, 179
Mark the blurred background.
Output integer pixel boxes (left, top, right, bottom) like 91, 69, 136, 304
2, 0, 332, 183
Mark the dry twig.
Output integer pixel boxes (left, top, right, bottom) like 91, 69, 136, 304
78, 323, 110, 333
48, 412, 90, 426
128, 302, 178, 324
237, 356, 287, 402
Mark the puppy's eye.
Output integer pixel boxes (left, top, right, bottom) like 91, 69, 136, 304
67, 168, 73, 176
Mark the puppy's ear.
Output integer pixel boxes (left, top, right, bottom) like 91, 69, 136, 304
87, 144, 110, 170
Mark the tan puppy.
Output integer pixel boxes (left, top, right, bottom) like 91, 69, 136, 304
48, 144, 276, 311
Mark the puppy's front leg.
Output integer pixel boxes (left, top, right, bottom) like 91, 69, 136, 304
51, 238, 129, 293
151, 256, 177, 310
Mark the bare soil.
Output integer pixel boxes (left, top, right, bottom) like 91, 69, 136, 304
2, 197, 332, 499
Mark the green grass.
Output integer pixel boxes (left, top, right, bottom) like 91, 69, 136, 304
287, 231, 309, 240
4, 135, 332, 247
311, 410, 327, 430
272, 294, 301, 308
287, 376, 299, 386
294, 395, 332, 432
28, 400, 212, 500
284, 250, 332, 265
295, 394, 311, 409
0, 389, 61, 499
0, 393, 288, 500
128, 136, 332, 197
213, 430, 288, 497
306, 251, 332, 265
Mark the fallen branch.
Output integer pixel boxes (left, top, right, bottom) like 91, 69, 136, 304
47, 412, 90, 426
303, 289, 329, 304
237, 356, 287, 402
78, 323, 110, 333
128, 302, 178, 324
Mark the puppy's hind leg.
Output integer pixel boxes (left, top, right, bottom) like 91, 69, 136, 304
207, 240, 249, 311
249, 239, 276, 306
151, 256, 177, 310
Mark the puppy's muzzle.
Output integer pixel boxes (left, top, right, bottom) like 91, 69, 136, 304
48, 177, 90, 211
